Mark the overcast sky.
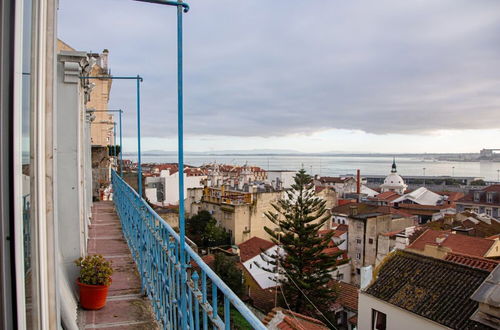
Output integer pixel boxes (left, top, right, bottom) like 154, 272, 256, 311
58, 0, 500, 153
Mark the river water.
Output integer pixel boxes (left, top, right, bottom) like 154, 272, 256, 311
128, 155, 500, 181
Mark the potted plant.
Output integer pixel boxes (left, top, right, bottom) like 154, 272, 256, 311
75, 255, 113, 310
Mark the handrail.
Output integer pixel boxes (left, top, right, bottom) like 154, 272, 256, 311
112, 170, 266, 329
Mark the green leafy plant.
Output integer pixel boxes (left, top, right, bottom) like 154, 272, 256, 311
75, 255, 113, 286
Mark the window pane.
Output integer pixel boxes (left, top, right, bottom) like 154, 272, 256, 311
21, 0, 34, 326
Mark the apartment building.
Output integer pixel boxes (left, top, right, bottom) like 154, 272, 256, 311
347, 205, 415, 285
145, 166, 206, 205
186, 186, 283, 244
457, 184, 500, 219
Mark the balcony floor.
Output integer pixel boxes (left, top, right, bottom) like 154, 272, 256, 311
81, 201, 159, 329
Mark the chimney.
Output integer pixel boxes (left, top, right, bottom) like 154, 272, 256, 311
356, 169, 361, 194
101, 49, 109, 71
435, 234, 448, 245
350, 205, 358, 216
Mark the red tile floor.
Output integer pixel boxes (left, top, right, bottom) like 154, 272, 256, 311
81, 201, 159, 329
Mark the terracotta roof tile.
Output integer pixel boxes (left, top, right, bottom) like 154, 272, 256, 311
373, 191, 401, 201
335, 281, 359, 311
407, 229, 495, 257
444, 252, 499, 272
238, 237, 275, 263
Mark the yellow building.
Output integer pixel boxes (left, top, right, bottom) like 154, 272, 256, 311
57, 39, 113, 146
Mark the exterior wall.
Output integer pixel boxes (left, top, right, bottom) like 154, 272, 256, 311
332, 214, 349, 226
57, 51, 92, 279
192, 191, 282, 245
185, 187, 204, 216
332, 262, 352, 283
57, 40, 113, 147
91, 146, 111, 200
376, 236, 391, 266
86, 56, 112, 146
242, 267, 276, 313
457, 202, 500, 219
317, 188, 338, 210
145, 187, 158, 203
485, 240, 500, 258
333, 232, 348, 250
267, 171, 295, 189
406, 245, 451, 259
364, 215, 392, 268
56, 50, 95, 326
349, 215, 415, 284
348, 217, 367, 285
162, 170, 206, 205
358, 293, 448, 330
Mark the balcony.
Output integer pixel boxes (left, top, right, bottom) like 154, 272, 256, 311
95, 171, 265, 329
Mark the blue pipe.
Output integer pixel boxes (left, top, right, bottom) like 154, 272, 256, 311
176, 3, 188, 329
136, 75, 143, 198
133, 0, 189, 12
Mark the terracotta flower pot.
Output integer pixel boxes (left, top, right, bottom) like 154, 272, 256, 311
76, 278, 111, 310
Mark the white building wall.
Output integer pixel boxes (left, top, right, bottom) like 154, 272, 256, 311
333, 232, 348, 250
145, 187, 158, 204
358, 293, 448, 330
331, 262, 351, 283
56, 50, 95, 328
164, 171, 206, 205
267, 171, 295, 190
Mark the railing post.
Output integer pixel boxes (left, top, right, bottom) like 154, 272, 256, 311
119, 110, 123, 176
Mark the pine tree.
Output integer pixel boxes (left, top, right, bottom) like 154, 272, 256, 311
260, 169, 345, 319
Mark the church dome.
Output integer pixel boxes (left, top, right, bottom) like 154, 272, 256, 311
380, 158, 407, 194
384, 172, 405, 186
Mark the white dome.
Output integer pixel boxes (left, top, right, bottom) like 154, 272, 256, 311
380, 159, 407, 194
384, 173, 405, 186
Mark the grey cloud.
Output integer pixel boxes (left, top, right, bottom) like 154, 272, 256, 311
58, 0, 500, 138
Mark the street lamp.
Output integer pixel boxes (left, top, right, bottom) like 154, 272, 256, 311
423, 167, 426, 186
452, 166, 455, 177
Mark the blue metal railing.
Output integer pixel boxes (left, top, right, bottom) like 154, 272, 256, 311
112, 171, 266, 330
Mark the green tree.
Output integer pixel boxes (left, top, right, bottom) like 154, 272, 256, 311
260, 169, 345, 320
214, 253, 244, 297
471, 179, 486, 186
187, 210, 213, 236
202, 220, 230, 247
